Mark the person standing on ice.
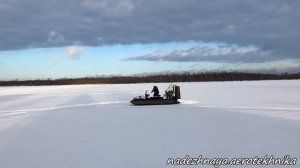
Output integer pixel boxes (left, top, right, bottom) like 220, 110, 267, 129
152, 86, 159, 98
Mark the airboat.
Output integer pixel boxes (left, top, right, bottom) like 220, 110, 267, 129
130, 84, 181, 105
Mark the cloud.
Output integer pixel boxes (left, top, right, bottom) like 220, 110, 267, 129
123, 43, 300, 73
0, 0, 299, 63
217, 60, 300, 74
47, 31, 64, 44
246, 60, 300, 74
81, 0, 134, 17
52, 45, 85, 65
123, 44, 276, 63
66, 45, 84, 59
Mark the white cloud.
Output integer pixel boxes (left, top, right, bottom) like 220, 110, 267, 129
52, 45, 85, 65
66, 45, 85, 59
47, 30, 64, 44
123, 44, 273, 63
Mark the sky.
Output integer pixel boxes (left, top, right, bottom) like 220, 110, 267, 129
0, 0, 299, 80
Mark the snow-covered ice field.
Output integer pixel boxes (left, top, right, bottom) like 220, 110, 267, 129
0, 80, 300, 168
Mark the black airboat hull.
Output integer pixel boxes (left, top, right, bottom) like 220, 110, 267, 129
130, 99, 180, 105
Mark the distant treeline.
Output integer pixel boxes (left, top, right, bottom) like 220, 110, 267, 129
1, 72, 300, 86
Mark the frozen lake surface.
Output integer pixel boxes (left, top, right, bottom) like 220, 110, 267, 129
0, 80, 299, 167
